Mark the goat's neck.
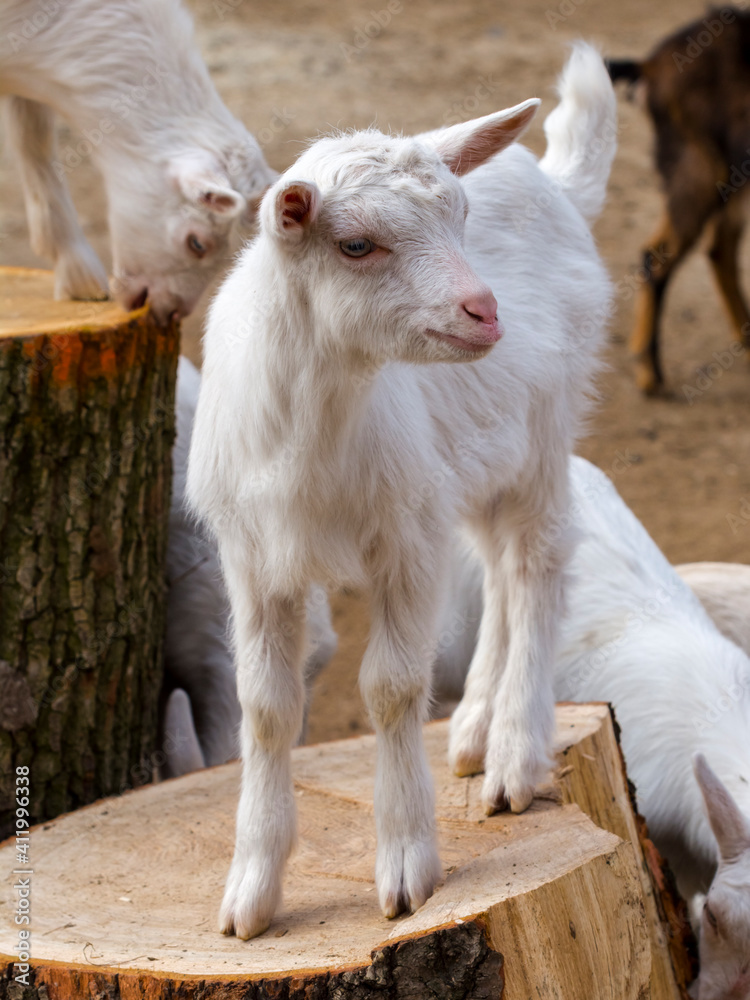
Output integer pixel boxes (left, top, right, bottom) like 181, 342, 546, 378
242, 250, 380, 473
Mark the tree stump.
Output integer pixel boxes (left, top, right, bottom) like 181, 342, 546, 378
0, 267, 179, 838
0, 704, 694, 999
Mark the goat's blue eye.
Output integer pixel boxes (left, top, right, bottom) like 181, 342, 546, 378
339, 238, 375, 258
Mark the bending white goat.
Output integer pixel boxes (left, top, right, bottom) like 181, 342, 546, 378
188, 45, 616, 938
162, 356, 337, 778
0, 0, 276, 319
433, 456, 750, 1000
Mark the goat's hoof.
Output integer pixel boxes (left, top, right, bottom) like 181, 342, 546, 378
509, 788, 534, 814
481, 770, 535, 816
377, 839, 441, 920
54, 244, 110, 302
482, 791, 508, 816
448, 709, 489, 777
634, 361, 661, 396
452, 753, 485, 778
218, 867, 280, 940
218, 897, 272, 940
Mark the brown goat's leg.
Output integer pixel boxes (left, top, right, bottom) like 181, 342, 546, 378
631, 162, 721, 395
708, 199, 750, 350
630, 213, 680, 395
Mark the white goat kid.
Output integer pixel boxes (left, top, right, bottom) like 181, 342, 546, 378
692, 756, 750, 1000
0, 0, 276, 319
162, 356, 337, 778
189, 45, 616, 938
434, 456, 750, 1000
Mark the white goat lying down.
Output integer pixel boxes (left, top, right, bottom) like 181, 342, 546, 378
677, 562, 750, 661
0, 0, 276, 319
162, 357, 337, 778
434, 456, 750, 1000
188, 44, 616, 938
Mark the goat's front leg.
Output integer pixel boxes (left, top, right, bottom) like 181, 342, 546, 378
360, 559, 443, 919
2, 96, 109, 301
218, 547, 307, 939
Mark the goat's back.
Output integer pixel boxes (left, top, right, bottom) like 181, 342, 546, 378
639, 11, 750, 176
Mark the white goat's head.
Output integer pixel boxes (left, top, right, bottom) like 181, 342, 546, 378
110, 140, 277, 322
693, 754, 750, 1000
257, 101, 539, 364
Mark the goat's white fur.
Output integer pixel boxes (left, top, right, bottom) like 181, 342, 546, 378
188, 44, 616, 938
163, 356, 337, 779
433, 456, 750, 1000
0, 0, 276, 319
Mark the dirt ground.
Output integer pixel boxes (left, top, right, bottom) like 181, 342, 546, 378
1, 0, 748, 743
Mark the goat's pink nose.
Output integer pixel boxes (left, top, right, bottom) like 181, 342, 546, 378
462, 291, 499, 326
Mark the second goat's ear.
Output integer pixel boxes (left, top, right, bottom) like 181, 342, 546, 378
425, 99, 540, 177
170, 152, 247, 218
694, 753, 750, 864
270, 181, 321, 241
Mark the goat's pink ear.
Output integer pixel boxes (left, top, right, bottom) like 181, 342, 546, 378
272, 181, 321, 239
694, 753, 750, 863
170, 153, 246, 219
424, 99, 540, 176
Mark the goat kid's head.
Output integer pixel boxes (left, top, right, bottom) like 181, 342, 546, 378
258, 100, 539, 364
693, 754, 750, 1000
111, 143, 277, 323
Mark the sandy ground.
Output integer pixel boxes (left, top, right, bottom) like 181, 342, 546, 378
1, 0, 749, 742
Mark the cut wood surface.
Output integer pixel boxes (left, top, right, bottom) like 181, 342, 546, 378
0, 704, 692, 999
0, 267, 179, 839
0, 267, 132, 337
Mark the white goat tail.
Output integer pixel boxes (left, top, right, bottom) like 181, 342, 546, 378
540, 43, 617, 222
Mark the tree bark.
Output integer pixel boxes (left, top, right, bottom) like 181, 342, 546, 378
0, 267, 178, 837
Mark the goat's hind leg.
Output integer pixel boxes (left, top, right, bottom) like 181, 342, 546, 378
630, 212, 679, 395
448, 534, 508, 778
360, 553, 443, 919
708, 196, 750, 351
480, 487, 572, 816
217, 545, 307, 939
631, 144, 721, 394
2, 96, 109, 301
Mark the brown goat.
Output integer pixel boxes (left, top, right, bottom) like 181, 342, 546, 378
609, 8, 750, 394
